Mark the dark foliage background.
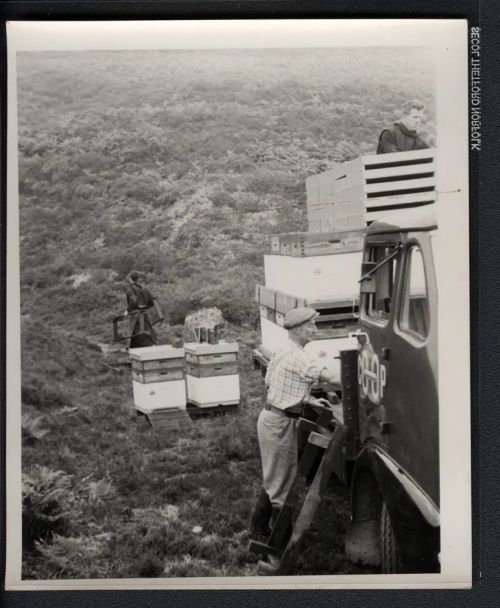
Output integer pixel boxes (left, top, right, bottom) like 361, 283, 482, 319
16, 47, 435, 579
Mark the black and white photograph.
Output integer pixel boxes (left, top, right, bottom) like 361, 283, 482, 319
5, 20, 470, 589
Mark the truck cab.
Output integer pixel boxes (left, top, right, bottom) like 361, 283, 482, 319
345, 206, 440, 573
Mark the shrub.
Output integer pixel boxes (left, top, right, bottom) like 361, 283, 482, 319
22, 381, 72, 410
22, 466, 74, 548
35, 534, 111, 578
210, 417, 258, 462
22, 412, 49, 445
154, 187, 181, 208
87, 479, 117, 505
136, 554, 165, 577
211, 190, 235, 209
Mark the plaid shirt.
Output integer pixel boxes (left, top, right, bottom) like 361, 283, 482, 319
265, 341, 325, 411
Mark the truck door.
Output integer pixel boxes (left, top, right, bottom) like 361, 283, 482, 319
358, 233, 439, 507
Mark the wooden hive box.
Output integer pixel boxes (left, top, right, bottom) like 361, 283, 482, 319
184, 341, 240, 408
306, 148, 436, 232
129, 345, 186, 412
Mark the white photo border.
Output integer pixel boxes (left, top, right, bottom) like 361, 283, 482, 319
5, 18, 470, 590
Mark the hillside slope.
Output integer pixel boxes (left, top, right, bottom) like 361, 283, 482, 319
17, 47, 435, 579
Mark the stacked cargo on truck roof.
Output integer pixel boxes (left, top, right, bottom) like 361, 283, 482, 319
251, 148, 440, 574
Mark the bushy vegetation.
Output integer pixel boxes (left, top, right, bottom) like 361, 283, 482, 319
17, 47, 434, 579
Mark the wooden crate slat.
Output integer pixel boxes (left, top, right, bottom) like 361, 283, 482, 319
362, 148, 435, 167
255, 284, 262, 303
305, 176, 319, 207
259, 286, 276, 309
186, 363, 239, 378
308, 298, 359, 309
132, 359, 185, 372
266, 308, 276, 323
303, 239, 364, 257
132, 369, 185, 383
365, 177, 436, 195
280, 241, 303, 256
185, 352, 238, 365
329, 172, 365, 196
315, 325, 359, 339
270, 237, 281, 253
275, 291, 299, 314
300, 229, 365, 243
316, 312, 358, 323
365, 191, 436, 209
365, 204, 435, 224
270, 228, 365, 245
318, 184, 366, 205
363, 162, 435, 180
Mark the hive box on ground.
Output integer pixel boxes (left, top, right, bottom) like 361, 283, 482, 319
259, 317, 357, 383
306, 148, 436, 232
184, 341, 240, 408
129, 345, 186, 414
263, 251, 362, 302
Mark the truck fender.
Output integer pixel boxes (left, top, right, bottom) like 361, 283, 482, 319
345, 445, 440, 572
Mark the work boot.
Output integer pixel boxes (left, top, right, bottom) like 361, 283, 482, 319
257, 555, 281, 575
271, 506, 281, 529
271, 506, 292, 543
249, 488, 272, 539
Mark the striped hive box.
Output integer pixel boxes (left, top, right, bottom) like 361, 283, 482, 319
184, 341, 240, 408
129, 345, 186, 413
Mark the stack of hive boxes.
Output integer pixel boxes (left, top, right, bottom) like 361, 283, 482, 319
257, 149, 437, 380
129, 345, 187, 421
306, 148, 436, 232
130, 340, 241, 420
184, 341, 240, 410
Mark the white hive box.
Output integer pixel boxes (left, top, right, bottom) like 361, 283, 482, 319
264, 251, 362, 301
184, 341, 240, 408
260, 317, 357, 383
129, 345, 186, 413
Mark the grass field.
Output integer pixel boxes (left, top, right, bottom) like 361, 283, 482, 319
17, 47, 434, 579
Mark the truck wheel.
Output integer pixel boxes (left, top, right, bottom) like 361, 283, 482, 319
380, 501, 401, 573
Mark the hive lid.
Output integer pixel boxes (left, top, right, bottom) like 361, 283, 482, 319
184, 341, 239, 355
129, 345, 185, 361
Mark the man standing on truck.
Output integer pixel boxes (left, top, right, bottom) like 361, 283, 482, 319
124, 270, 160, 348
250, 307, 339, 549
377, 99, 429, 154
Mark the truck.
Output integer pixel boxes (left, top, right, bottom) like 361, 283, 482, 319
252, 148, 440, 573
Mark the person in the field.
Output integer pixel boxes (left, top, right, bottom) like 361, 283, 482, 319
377, 99, 429, 154
124, 270, 158, 348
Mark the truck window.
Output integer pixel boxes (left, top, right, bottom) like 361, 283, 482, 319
399, 245, 429, 339
366, 245, 398, 321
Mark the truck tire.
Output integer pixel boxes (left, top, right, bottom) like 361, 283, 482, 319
380, 501, 401, 573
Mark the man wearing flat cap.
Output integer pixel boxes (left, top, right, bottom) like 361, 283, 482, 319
250, 306, 339, 549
